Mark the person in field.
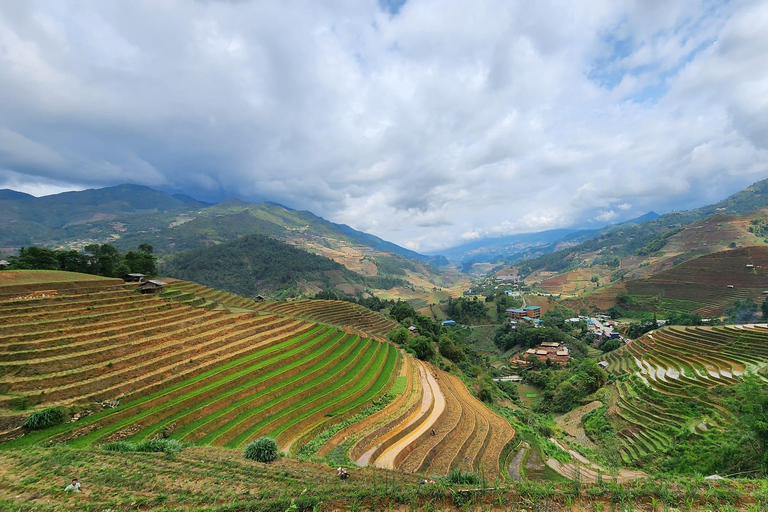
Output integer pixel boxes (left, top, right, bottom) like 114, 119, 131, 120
64, 478, 81, 492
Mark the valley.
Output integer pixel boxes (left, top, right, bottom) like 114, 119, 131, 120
4, 180, 768, 510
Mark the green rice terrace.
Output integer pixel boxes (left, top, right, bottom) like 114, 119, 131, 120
0, 272, 514, 484
600, 323, 768, 472
163, 278, 401, 340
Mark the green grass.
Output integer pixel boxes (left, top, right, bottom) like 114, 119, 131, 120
77, 325, 334, 446
195, 336, 370, 445
268, 344, 397, 442
171, 334, 362, 443
390, 375, 407, 395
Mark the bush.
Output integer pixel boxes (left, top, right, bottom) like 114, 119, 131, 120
244, 437, 279, 463
445, 468, 481, 485
22, 407, 65, 430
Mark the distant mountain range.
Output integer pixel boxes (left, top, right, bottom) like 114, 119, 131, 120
4, 177, 768, 299
513, 177, 768, 281
0, 184, 459, 300
0, 183, 445, 261
433, 211, 661, 265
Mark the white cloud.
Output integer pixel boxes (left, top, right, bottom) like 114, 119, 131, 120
0, 0, 766, 252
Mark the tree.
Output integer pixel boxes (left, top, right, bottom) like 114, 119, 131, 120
10, 247, 60, 270
407, 336, 435, 361
124, 249, 158, 276
607, 305, 623, 320
725, 299, 759, 323
388, 327, 409, 346
598, 338, 622, 353
85, 244, 124, 277
390, 300, 416, 323
438, 334, 466, 363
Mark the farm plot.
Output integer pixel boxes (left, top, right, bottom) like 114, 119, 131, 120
155, 280, 400, 340
1, 277, 516, 481
254, 299, 400, 340
0, 282, 408, 458
162, 279, 261, 309
351, 362, 515, 481
601, 324, 768, 466
624, 246, 768, 317
1, 281, 402, 456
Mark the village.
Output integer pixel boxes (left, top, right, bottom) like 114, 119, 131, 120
495, 303, 625, 382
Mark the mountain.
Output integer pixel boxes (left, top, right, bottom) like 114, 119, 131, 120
0, 184, 466, 301
160, 234, 390, 298
518, 178, 768, 294
0, 190, 34, 201
434, 228, 578, 263
0, 184, 209, 249
435, 211, 661, 266
331, 222, 449, 267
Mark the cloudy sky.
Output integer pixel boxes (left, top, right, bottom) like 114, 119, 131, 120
1, 0, 767, 251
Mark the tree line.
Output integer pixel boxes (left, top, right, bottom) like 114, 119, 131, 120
3, 244, 157, 277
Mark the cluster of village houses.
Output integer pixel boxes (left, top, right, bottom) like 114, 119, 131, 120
502, 307, 627, 369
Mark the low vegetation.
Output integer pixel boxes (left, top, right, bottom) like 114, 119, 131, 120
22, 407, 65, 430
243, 437, 279, 463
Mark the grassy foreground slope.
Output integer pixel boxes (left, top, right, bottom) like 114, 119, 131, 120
2, 445, 767, 511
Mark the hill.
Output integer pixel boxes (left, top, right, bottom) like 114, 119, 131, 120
159, 234, 383, 298
0, 184, 464, 301
435, 212, 661, 267
0, 272, 514, 484
0, 184, 209, 250
534, 207, 768, 295
514, 178, 768, 283
595, 324, 768, 477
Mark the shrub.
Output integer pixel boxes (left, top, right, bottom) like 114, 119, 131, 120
244, 437, 279, 463
445, 468, 480, 485
22, 407, 65, 430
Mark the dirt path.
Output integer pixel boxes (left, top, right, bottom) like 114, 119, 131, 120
371, 363, 445, 469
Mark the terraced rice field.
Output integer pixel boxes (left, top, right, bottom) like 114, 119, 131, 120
344, 360, 515, 480
1, 275, 517, 480
162, 279, 263, 309
624, 246, 768, 317
252, 299, 400, 340
0, 280, 397, 451
157, 279, 400, 340
601, 323, 768, 465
